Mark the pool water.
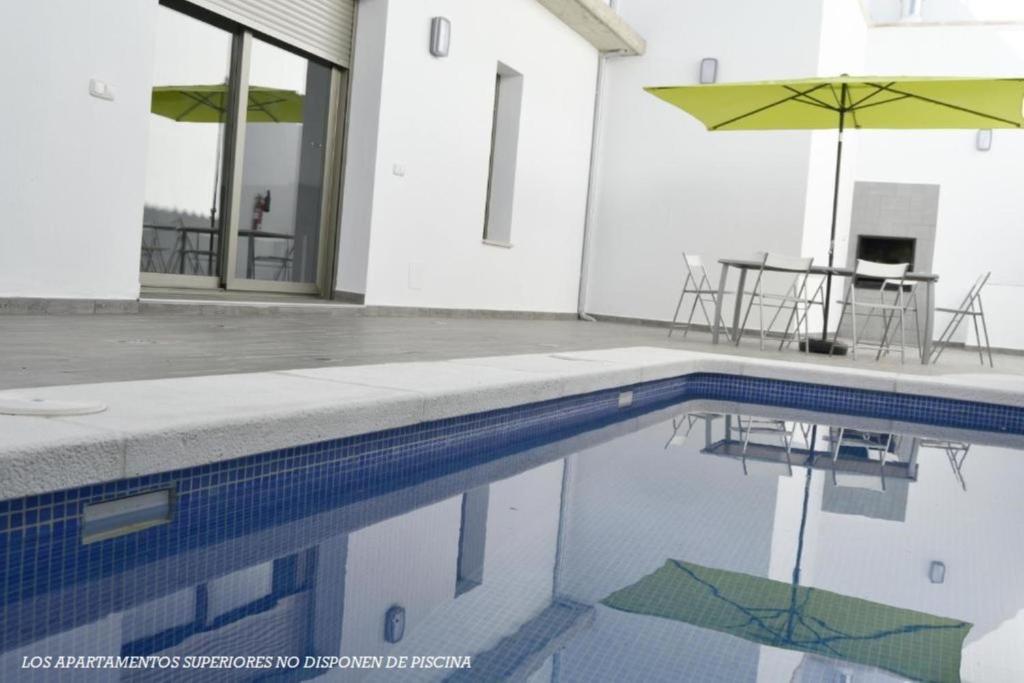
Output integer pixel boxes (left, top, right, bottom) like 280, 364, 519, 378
2, 385, 1023, 682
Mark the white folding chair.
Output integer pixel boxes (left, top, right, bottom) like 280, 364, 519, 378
668, 253, 732, 340
831, 259, 912, 363
735, 253, 815, 352
931, 272, 993, 367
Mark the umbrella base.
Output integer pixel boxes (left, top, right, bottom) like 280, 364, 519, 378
800, 339, 848, 356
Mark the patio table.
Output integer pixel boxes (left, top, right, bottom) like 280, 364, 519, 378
711, 259, 939, 364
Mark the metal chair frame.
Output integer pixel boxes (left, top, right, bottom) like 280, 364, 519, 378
832, 259, 912, 363
736, 416, 795, 476
918, 439, 970, 491
829, 428, 898, 490
930, 272, 993, 367
735, 253, 816, 352
668, 253, 732, 341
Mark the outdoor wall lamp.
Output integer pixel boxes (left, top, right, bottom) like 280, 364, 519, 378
430, 17, 451, 57
929, 560, 946, 584
902, 0, 924, 21
976, 129, 993, 151
699, 58, 718, 84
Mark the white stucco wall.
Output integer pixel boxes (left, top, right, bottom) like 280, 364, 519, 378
582, 0, 829, 323
853, 25, 1024, 349
0, 0, 156, 300
341, 0, 599, 312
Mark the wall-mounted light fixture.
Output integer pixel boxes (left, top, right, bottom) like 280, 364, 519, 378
929, 560, 946, 584
977, 129, 993, 151
699, 58, 718, 84
901, 0, 924, 22
430, 17, 451, 58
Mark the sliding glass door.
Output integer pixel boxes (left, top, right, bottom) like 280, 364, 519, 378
140, 3, 343, 295
141, 5, 233, 287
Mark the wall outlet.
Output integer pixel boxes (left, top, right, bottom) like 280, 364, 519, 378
408, 262, 423, 290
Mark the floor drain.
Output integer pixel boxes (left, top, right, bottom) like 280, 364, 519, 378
0, 396, 108, 417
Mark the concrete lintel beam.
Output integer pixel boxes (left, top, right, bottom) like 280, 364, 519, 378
535, 0, 647, 55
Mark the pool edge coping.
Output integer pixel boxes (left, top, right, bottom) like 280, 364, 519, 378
2, 346, 1023, 500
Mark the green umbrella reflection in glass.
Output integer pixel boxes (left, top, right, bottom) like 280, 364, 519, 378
150, 84, 304, 123
644, 76, 1024, 352
149, 84, 305, 229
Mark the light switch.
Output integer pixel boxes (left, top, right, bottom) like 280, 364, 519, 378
408, 262, 423, 290
89, 79, 115, 101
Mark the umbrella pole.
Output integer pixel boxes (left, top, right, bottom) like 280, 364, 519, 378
821, 107, 845, 341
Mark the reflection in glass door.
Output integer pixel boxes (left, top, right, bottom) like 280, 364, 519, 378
140, 5, 233, 286
230, 38, 333, 288
140, 4, 343, 296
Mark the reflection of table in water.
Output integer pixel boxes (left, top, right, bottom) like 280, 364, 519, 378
671, 413, 919, 482
238, 230, 298, 281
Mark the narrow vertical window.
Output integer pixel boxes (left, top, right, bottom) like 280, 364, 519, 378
482, 63, 523, 245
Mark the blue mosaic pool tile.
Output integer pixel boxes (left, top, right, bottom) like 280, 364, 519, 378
3, 370, 1024, 654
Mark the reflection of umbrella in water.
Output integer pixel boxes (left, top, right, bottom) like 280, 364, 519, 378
601, 454, 972, 681
645, 76, 1024, 352
149, 84, 304, 232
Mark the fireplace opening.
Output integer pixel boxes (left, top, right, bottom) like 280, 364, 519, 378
855, 235, 916, 288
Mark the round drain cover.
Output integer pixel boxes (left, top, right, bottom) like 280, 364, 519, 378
0, 396, 108, 417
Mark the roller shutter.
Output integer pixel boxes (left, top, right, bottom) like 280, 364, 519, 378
190, 0, 356, 67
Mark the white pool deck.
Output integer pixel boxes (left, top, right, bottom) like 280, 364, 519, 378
3, 344, 1024, 501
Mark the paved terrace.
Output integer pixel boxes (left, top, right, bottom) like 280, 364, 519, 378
2, 302, 1022, 391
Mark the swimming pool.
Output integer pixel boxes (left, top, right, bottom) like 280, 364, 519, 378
2, 373, 1023, 681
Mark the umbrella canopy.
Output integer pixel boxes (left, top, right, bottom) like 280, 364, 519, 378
603, 558, 971, 682
645, 76, 1024, 130
151, 84, 304, 123
644, 76, 1024, 349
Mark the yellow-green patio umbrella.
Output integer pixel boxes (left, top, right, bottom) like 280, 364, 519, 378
150, 84, 304, 123
645, 76, 1024, 347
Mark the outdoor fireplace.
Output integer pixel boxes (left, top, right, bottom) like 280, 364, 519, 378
854, 235, 916, 288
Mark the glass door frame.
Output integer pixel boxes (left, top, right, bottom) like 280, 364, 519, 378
141, 15, 345, 297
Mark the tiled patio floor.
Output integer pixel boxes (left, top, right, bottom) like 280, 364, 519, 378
1, 309, 1019, 391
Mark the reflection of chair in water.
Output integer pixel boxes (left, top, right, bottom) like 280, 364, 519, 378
664, 412, 722, 449
918, 439, 970, 491
828, 428, 898, 490
736, 416, 795, 475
